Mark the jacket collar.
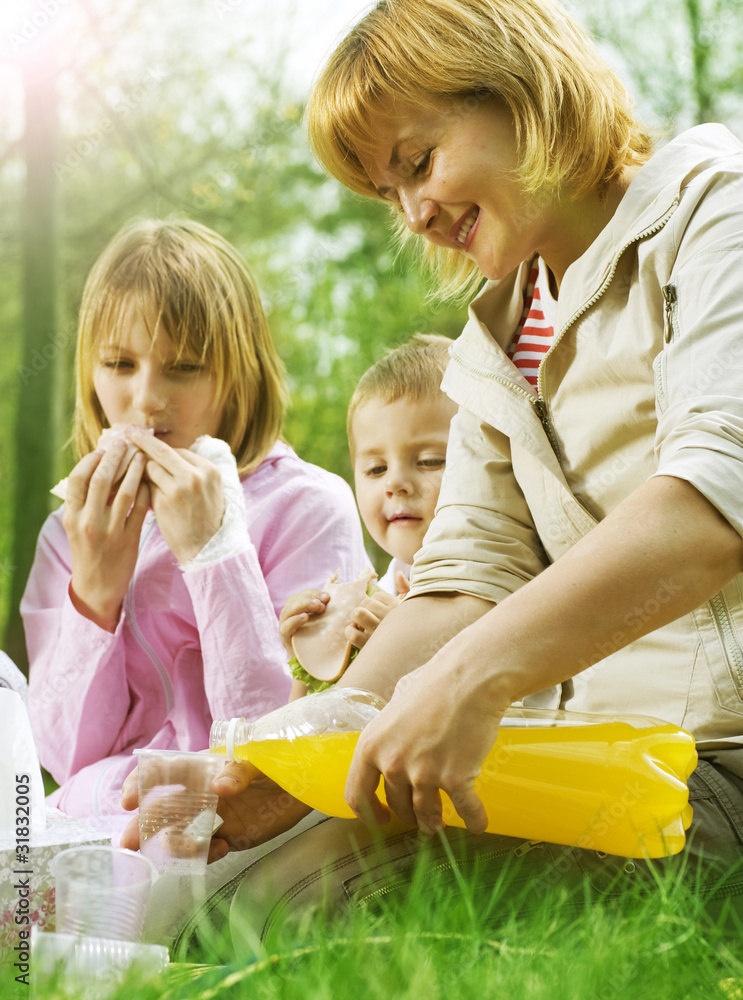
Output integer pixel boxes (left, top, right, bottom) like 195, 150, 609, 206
454, 124, 742, 371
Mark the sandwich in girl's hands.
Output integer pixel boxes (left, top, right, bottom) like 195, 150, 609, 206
50, 424, 154, 500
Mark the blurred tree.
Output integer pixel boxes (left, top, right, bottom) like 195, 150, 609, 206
3, 38, 59, 669
572, 0, 743, 131
0, 0, 464, 659
2, 0, 743, 657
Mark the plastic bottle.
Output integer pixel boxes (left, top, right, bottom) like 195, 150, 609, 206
210, 687, 697, 859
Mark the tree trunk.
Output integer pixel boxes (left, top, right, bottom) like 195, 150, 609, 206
3, 52, 59, 673
684, 0, 716, 123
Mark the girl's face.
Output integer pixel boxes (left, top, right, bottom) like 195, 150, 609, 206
351, 393, 457, 566
358, 97, 563, 282
92, 305, 224, 451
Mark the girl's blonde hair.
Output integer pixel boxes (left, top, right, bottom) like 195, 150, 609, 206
307, 0, 654, 300
347, 333, 453, 449
74, 218, 288, 475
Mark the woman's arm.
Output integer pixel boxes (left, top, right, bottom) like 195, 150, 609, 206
338, 592, 494, 701
344, 474, 743, 833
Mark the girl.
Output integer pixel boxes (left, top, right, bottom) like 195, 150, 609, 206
23, 218, 368, 824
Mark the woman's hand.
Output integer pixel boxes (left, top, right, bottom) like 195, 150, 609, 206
129, 430, 224, 563
344, 590, 402, 650
279, 589, 330, 657
64, 440, 150, 631
121, 760, 311, 861
345, 634, 508, 836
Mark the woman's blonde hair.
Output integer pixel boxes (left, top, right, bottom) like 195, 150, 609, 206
307, 0, 654, 300
347, 333, 453, 449
74, 218, 288, 475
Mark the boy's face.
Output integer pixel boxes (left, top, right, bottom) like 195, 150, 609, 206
352, 393, 457, 566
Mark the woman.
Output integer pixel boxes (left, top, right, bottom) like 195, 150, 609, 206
305, 0, 743, 840
126, 0, 743, 950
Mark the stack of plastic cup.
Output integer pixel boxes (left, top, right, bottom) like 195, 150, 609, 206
134, 748, 222, 875
37, 846, 165, 998
51, 846, 157, 941
30, 926, 168, 1000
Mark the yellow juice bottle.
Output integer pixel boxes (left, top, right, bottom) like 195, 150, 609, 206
210, 688, 697, 859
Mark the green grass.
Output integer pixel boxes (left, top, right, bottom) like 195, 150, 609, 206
35, 847, 743, 1000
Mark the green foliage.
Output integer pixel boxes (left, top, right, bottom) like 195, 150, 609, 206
571, 0, 743, 131
2, 0, 743, 636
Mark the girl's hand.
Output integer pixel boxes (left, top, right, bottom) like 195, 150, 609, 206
279, 589, 330, 657
344, 590, 402, 650
129, 430, 224, 563
64, 440, 150, 631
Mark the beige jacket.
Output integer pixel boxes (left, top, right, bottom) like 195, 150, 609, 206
410, 125, 743, 748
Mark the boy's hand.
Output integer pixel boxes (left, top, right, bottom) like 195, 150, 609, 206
121, 760, 311, 862
345, 590, 402, 650
278, 589, 330, 656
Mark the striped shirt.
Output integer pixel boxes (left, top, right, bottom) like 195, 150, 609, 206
507, 256, 557, 393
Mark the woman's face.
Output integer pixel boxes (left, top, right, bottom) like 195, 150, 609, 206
358, 97, 561, 282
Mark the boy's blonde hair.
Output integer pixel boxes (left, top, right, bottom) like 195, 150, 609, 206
347, 333, 453, 450
74, 218, 288, 476
307, 0, 654, 300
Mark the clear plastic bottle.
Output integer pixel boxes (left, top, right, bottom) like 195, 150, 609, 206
210, 687, 697, 859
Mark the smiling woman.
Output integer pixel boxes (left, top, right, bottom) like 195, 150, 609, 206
188, 0, 743, 951
307, 0, 653, 299
21, 217, 368, 825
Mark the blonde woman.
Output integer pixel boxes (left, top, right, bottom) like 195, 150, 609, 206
173, 0, 743, 948
23, 218, 367, 824
309, 0, 743, 882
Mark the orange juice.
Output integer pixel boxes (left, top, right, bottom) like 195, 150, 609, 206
213, 709, 697, 859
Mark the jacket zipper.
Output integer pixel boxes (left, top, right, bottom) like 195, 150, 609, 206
662, 284, 677, 343
709, 591, 743, 691
453, 204, 678, 455
448, 356, 560, 451
535, 204, 679, 402
124, 515, 175, 713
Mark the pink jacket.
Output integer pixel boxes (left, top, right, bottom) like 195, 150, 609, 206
23, 441, 368, 819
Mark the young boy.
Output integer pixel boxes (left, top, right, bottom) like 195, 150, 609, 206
280, 334, 457, 695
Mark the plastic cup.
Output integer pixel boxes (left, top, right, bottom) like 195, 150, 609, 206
134, 749, 222, 875
50, 846, 156, 942
30, 926, 168, 1000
